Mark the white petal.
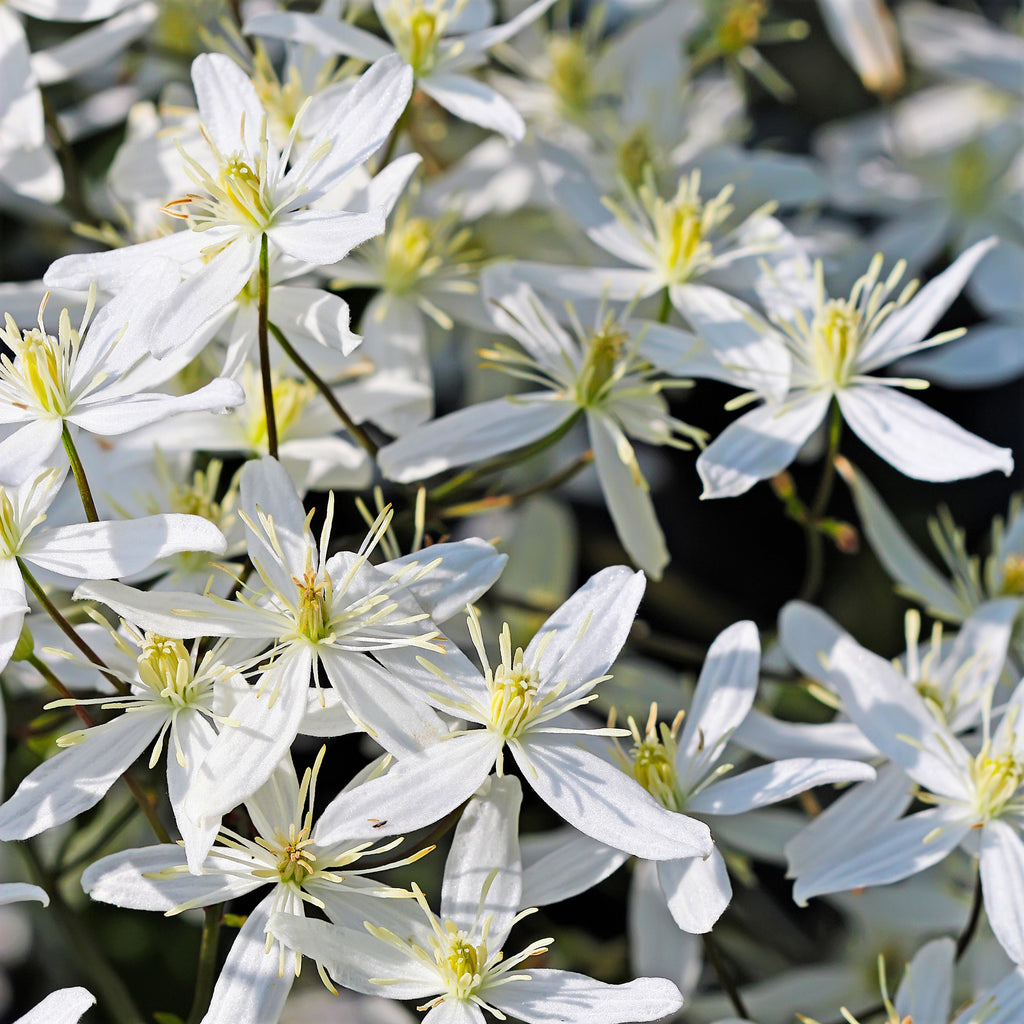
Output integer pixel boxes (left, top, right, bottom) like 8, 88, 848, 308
894, 937, 954, 1024
0, 882, 48, 907
734, 709, 877, 761
488, 970, 683, 1024
15, 0, 139, 19
679, 620, 760, 773
520, 827, 627, 907
588, 412, 669, 579
791, 806, 970, 905
697, 391, 831, 499
26, 514, 226, 580
186, 649, 313, 831
267, 209, 385, 266
858, 238, 998, 370
0, 584, 29, 678
837, 385, 1013, 481
981, 819, 1024, 965
377, 395, 573, 483
818, 0, 903, 95
835, 461, 964, 618
240, 455, 310, 582
202, 892, 297, 1024
952, 966, 1024, 1024
690, 758, 876, 816
420, 74, 524, 142
191, 53, 266, 158
0, 419, 63, 488
12, 988, 95, 1024
442, 775, 522, 942
0, 711, 163, 839
657, 847, 732, 934
82, 845, 260, 911
313, 730, 502, 845
167, 716, 221, 873
269, 285, 359, 356
243, 11, 393, 63
516, 734, 712, 860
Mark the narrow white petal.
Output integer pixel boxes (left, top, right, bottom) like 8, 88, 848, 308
240, 455, 310, 581
0, 419, 63, 488
313, 730, 502, 845
520, 828, 627, 907
981, 819, 1024, 965
0, 711, 163, 839
191, 53, 266, 158
697, 392, 831, 499
420, 74, 524, 141
658, 847, 732, 934
689, 759, 876, 816
488, 970, 684, 1024
0, 882, 48, 907
82, 845, 260, 911
588, 413, 669, 580
378, 395, 573, 483
267, 209, 385, 266
442, 775, 522, 942
12, 988, 95, 1024
894, 937, 954, 1024
516, 735, 712, 860
837, 386, 1013, 482
243, 11, 392, 62
27, 515, 226, 580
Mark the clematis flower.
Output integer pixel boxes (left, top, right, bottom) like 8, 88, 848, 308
690, 238, 1013, 498
271, 775, 687, 1023
246, 0, 558, 142
0, 274, 244, 488
82, 750, 427, 1024
515, 621, 875, 934
0, 620, 248, 860
312, 565, 714, 863
44, 53, 413, 351
379, 275, 705, 577
0, 465, 227, 674
75, 455, 506, 848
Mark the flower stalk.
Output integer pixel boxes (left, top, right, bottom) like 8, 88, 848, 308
257, 232, 279, 459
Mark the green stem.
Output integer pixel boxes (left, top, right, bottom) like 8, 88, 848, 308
257, 233, 279, 459
955, 866, 983, 961
62, 424, 98, 523
702, 932, 749, 1019
22, 841, 145, 1024
26, 651, 171, 844
40, 92, 92, 226
186, 906, 224, 1024
796, 401, 843, 604
657, 287, 673, 324
428, 411, 583, 504
18, 559, 130, 695
268, 321, 379, 457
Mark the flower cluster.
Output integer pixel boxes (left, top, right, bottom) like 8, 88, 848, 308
1, 2, 1023, 1024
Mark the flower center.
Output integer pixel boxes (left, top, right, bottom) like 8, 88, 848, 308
383, 216, 435, 293
271, 823, 318, 886
435, 924, 487, 1001
137, 634, 201, 706
578, 320, 629, 406
386, 1, 447, 74
618, 126, 655, 191
0, 489, 23, 557
999, 554, 1024, 596
970, 742, 1024, 820
714, 0, 767, 54
294, 566, 334, 643
251, 45, 310, 146
811, 299, 862, 387
945, 142, 990, 217
621, 704, 683, 811
547, 34, 592, 117
489, 648, 540, 739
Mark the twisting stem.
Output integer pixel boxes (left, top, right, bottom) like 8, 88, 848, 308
18, 559, 130, 695
62, 424, 98, 523
257, 233, 279, 459
955, 866, 984, 961
21, 841, 145, 1024
25, 654, 170, 844
268, 321, 379, 457
186, 905, 224, 1024
702, 931, 749, 1018
797, 401, 843, 604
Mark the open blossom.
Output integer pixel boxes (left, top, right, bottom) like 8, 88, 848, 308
379, 274, 705, 577
271, 775, 687, 1024
312, 565, 714, 863
44, 53, 413, 351
75, 455, 506, 848
83, 750, 426, 1024
246, 0, 558, 142
688, 237, 1013, 498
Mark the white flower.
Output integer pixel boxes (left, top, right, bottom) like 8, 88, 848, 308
12, 987, 95, 1024
0, 466, 227, 674
691, 239, 1013, 498
0, 276, 244, 487
271, 775, 687, 1023
75, 455, 506, 847
246, 0, 558, 142
313, 565, 714, 862
82, 750, 424, 1024
379, 275, 705, 577
44, 53, 412, 352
